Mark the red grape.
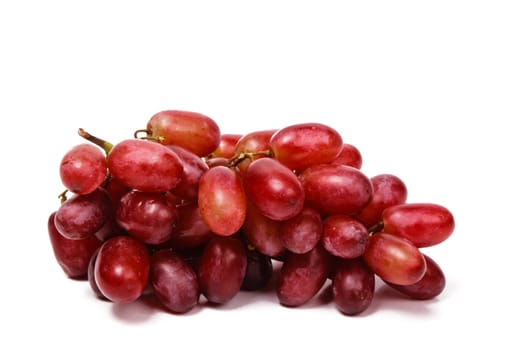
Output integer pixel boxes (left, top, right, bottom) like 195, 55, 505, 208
54, 188, 112, 240
108, 139, 183, 193
60, 143, 107, 195
210, 133, 243, 158
241, 246, 273, 291
166, 144, 209, 201
332, 258, 375, 315
94, 235, 150, 303
279, 207, 322, 254
242, 201, 286, 257
87, 247, 106, 299
382, 203, 455, 247
322, 215, 368, 259
363, 232, 426, 285
276, 245, 332, 307
116, 191, 178, 245
150, 249, 200, 313
147, 110, 220, 157
269, 123, 343, 171
299, 164, 373, 216
198, 166, 246, 236
48, 212, 102, 279
330, 143, 363, 169
356, 174, 408, 227
243, 157, 305, 221
170, 202, 214, 250
198, 236, 247, 304
385, 254, 446, 300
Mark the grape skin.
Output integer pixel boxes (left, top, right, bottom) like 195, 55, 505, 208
60, 143, 107, 195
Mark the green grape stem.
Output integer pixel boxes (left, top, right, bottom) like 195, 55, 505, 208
78, 128, 113, 155
368, 221, 384, 235
227, 149, 273, 168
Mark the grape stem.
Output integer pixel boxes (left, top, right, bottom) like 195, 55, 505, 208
368, 221, 384, 235
134, 129, 165, 143
227, 150, 273, 167
58, 189, 68, 204
78, 128, 113, 155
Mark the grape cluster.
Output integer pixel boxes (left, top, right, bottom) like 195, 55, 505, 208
48, 110, 455, 315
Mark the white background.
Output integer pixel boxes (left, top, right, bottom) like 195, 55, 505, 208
1, 0, 524, 349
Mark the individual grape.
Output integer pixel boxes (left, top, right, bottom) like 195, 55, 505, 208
198, 236, 247, 304
116, 191, 178, 245
356, 174, 408, 227
87, 247, 107, 300
169, 202, 214, 250
330, 143, 363, 169
363, 232, 426, 286
150, 249, 200, 313
232, 129, 277, 174
241, 246, 273, 291
198, 166, 246, 236
146, 110, 221, 157
209, 133, 243, 158
59, 143, 107, 195
243, 157, 305, 221
276, 245, 332, 307
48, 212, 102, 279
54, 188, 112, 240
242, 201, 286, 257
107, 139, 183, 193
322, 215, 368, 259
269, 123, 343, 171
299, 164, 373, 216
166, 144, 209, 201
94, 235, 150, 303
385, 254, 446, 300
279, 207, 323, 254
382, 203, 455, 247
332, 258, 375, 315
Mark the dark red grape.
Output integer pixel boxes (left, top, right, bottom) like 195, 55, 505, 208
94, 235, 150, 303
87, 247, 107, 299
241, 246, 273, 291
276, 245, 332, 307
269, 123, 343, 171
116, 191, 178, 245
332, 258, 375, 315
108, 139, 183, 193
322, 215, 368, 259
363, 232, 426, 285
198, 236, 247, 304
299, 164, 373, 216
242, 201, 286, 257
48, 212, 102, 279
150, 249, 200, 313
147, 110, 220, 157
279, 207, 322, 254
170, 202, 214, 250
60, 143, 107, 195
382, 203, 455, 247
385, 254, 446, 300
54, 188, 112, 240
243, 157, 305, 221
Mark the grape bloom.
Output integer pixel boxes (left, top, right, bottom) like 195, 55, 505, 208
48, 109, 455, 316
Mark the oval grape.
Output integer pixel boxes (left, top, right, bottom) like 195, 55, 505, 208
60, 143, 107, 195
332, 258, 375, 315
244, 157, 305, 221
322, 215, 368, 259
299, 164, 373, 216
198, 166, 246, 236
147, 110, 220, 157
382, 203, 455, 247
108, 139, 183, 193
269, 123, 343, 171
363, 232, 426, 286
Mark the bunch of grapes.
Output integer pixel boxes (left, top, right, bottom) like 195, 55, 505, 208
48, 110, 455, 315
